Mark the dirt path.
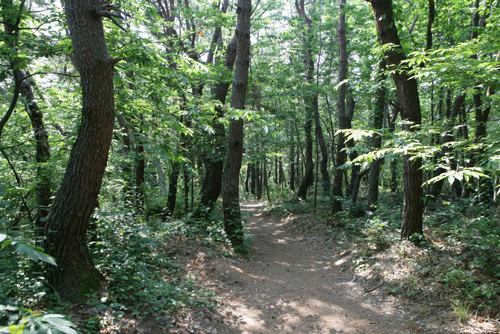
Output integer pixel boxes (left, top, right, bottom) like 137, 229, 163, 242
193, 201, 446, 334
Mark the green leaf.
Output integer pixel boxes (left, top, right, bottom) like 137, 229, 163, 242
7, 324, 25, 334
2, 240, 13, 249
14, 243, 57, 266
42, 315, 78, 334
97, 304, 108, 311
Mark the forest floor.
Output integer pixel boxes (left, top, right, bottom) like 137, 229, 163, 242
117, 201, 499, 334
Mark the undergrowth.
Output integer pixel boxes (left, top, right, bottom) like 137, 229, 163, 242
1, 199, 232, 333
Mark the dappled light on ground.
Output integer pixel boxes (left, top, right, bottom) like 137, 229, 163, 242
194, 201, 456, 334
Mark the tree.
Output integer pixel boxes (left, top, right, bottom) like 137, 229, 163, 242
222, 0, 251, 250
45, 0, 121, 301
195, 33, 237, 217
367, 59, 387, 210
1, 0, 51, 237
369, 0, 423, 238
295, 0, 315, 200
332, 0, 348, 214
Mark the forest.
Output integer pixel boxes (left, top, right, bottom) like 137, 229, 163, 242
0, 0, 499, 332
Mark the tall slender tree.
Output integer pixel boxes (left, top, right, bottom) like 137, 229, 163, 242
1, 0, 51, 237
295, 0, 315, 199
332, 0, 348, 213
222, 0, 251, 250
367, 59, 387, 210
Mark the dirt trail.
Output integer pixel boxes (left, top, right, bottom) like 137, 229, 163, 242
196, 201, 443, 334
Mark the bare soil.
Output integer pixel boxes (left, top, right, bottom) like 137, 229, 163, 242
119, 201, 500, 334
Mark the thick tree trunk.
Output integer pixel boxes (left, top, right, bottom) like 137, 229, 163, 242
195, 35, 237, 217
222, 0, 251, 250
45, 0, 118, 301
370, 0, 423, 239
367, 60, 387, 211
332, 0, 348, 214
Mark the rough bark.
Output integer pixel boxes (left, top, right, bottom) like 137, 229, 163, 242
222, 0, 251, 250
370, 0, 423, 239
1, 0, 52, 241
332, 0, 348, 214
45, 0, 119, 301
296, 0, 316, 200
367, 60, 387, 211
195, 34, 237, 217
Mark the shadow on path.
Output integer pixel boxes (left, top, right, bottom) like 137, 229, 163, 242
205, 201, 448, 334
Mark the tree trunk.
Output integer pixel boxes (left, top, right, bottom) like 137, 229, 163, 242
184, 167, 189, 214
367, 59, 387, 211
290, 125, 296, 191
370, 0, 423, 239
45, 0, 118, 301
222, 0, 251, 251
2, 0, 52, 243
332, 0, 348, 214
117, 113, 133, 205
245, 162, 250, 193
469, 1, 493, 204
346, 95, 358, 197
429, 94, 464, 200
295, 0, 315, 200
166, 161, 181, 217
195, 35, 237, 217
313, 96, 330, 193
135, 113, 145, 211
351, 168, 370, 204
19, 71, 51, 238
250, 163, 256, 195
256, 162, 262, 200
